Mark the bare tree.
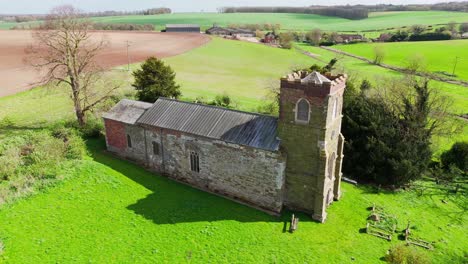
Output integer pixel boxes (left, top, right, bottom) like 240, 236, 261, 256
373, 46, 385, 65
26, 5, 119, 127
305, 29, 322, 46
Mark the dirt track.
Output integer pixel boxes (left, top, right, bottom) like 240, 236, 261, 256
0, 30, 210, 97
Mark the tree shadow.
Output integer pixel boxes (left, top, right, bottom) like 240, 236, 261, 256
86, 138, 313, 226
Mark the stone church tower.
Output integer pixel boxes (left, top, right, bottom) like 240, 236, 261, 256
278, 71, 347, 222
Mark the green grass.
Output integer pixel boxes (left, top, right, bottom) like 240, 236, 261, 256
165, 37, 311, 110
0, 138, 465, 263
0, 27, 466, 263
4, 11, 468, 32
89, 11, 468, 32
333, 40, 468, 81
296, 43, 468, 154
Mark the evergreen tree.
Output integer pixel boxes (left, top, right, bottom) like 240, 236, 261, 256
132, 57, 181, 103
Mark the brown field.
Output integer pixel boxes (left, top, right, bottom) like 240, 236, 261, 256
0, 30, 210, 97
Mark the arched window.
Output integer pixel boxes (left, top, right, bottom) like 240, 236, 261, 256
328, 152, 336, 180
190, 151, 200, 173
296, 99, 310, 123
332, 98, 339, 119
127, 134, 132, 148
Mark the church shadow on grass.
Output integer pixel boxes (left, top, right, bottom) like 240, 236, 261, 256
87, 138, 313, 226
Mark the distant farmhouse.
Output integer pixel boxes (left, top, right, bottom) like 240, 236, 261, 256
164, 24, 200, 33
104, 71, 347, 222
263, 32, 279, 44
339, 34, 363, 43
206, 26, 255, 37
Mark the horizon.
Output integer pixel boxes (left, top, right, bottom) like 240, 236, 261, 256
0, 0, 466, 14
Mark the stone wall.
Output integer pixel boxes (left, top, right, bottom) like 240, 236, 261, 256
107, 123, 287, 213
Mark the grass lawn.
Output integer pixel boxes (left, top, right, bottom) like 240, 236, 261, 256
333, 40, 468, 81
0, 137, 465, 263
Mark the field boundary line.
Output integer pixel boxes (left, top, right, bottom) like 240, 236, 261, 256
319, 46, 468, 87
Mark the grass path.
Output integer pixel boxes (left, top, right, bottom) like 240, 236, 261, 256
0, 138, 465, 263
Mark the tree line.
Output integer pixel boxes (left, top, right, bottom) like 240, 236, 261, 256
0, 7, 171, 23
220, 6, 369, 20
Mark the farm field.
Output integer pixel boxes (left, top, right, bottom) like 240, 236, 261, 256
2, 11, 468, 32
296, 43, 468, 154
333, 40, 468, 81
90, 11, 468, 32
0, 30, 210, 97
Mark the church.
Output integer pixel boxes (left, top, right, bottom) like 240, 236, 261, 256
103, 70, 347, 222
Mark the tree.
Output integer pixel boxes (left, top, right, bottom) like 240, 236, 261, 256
460, 22, 468, 33
342, 79, 450, 187
305, 29, 322, 45
373, 46, 386, 64
132, 57, 181, 103
441, 142, 468, 172
278, 32, 294, 49
447, 21, 457, 33
410, 24, 426, 35
26, 5, 118, 127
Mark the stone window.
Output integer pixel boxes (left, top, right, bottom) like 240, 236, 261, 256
332, 98, 339, 119
127, 134, 132, 148
296, 98, 310, 123
152, 141, 160, 155
190, 151, 200, 173
328, 152, 336, 180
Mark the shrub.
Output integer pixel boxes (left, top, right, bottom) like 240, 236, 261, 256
319, 41, 335, 46
386, 244, 430, 264
441, 141, 468, 172
212, 94, 232, 108
409, 32, 452, 41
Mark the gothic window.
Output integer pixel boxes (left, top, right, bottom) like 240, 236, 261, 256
127, 134, 132, 148
190, 151, 200, 173
296, 98, 310, 123
332, 98, 339, 119
152, 141, 160, 155
328, 152, 336, 180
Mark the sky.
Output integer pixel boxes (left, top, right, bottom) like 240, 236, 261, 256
0, 0, 465, 14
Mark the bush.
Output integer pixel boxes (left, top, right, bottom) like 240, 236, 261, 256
385, 244, 430, 264
319, 41, 335, 46
441, 141, 468, 172
0, 128, 86, 205
409, 32, 452, 41
213, 94, 232, 108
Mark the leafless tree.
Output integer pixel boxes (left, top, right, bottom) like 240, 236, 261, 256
373, 46, 386, 65
26, 5, 119, 127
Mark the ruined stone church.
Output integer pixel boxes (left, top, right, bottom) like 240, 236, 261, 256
103, 71, 347, 222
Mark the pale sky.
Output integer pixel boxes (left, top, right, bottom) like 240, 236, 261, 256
0, 0, 465, 14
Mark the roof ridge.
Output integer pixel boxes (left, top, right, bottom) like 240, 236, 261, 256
157, 97, 278, 119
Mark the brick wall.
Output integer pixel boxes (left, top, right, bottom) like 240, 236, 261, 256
104, 119, 126, 152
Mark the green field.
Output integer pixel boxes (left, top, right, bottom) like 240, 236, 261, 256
3, 11, 468, 32
296, 43, 468, 154
333, 40, 468, 81
0, 35, 467, 263
90, 11, 468, 32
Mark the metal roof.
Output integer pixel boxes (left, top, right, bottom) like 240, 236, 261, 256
103, 99, 152, 125
137, 98, 280, 151
166, 24, 200, 28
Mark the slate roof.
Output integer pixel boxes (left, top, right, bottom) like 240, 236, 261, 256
137, 98, 280, 151
301, 71, 332, 85
103, 99, 153, 125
